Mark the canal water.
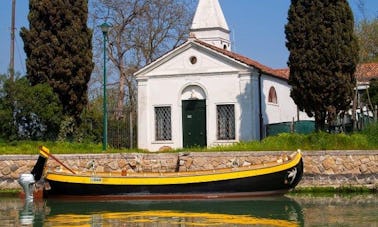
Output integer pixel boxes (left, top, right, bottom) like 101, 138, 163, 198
0, 194, 376, 226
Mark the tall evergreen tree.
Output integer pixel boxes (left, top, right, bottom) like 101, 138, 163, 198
20, 0, 94, 123
285, 0, 359, 131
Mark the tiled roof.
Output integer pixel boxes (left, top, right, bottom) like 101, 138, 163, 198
138, 37, 377, 83
195, 39, 378, 83
194, 39, 289, 80
272, 68, 290, 79
355, 62, 378, 82
259, 62, 378, 83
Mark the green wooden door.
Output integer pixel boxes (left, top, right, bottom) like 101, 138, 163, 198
182, 100, 207, 148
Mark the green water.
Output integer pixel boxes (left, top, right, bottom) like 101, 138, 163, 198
0, 194, 376, 226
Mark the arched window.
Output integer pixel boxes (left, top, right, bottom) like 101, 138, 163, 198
268, 86, 278, 104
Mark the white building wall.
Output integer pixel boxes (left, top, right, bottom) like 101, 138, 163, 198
137, 43, 256, 151
141, 72, 247, 151
136, 42, 312, 151
205, 73, 242, 147
261, 75, 312, 125
137, 79, 149, 150
237, 73, 255, 142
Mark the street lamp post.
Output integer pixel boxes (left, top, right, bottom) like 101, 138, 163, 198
100, 22, 111, 151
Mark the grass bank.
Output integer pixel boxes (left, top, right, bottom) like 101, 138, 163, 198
0, 189, 20, 197
1, 122, 377, 154
1, 186, 376, 198
291, 185, 376, 195
183, 123, 378, 152
0, 140, 142, 155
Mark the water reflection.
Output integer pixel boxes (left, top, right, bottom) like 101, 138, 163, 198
0, 194, 376, 226
46, 211, 299, 226
19, 202, 34, 225
294, 194, 378, 226
18, 197, 303, 226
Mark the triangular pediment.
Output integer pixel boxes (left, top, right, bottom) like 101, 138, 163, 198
135, 41, 251, 78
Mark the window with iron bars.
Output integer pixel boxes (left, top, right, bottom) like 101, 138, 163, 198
217, 104, 235, 140
155, 106, 172, 141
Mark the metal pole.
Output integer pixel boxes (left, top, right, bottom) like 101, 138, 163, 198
258, 71, 263, 140
102, 31, 108, 151
9, 0, 16, 81
129, 112, 133, 149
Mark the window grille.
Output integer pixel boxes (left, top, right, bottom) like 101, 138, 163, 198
217, 105, 235, 140
155, 106, 172, 141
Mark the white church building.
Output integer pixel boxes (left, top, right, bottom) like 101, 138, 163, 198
136, 0, 309, 151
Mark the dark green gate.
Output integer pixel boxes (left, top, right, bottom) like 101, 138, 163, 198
182, 100, 207, 148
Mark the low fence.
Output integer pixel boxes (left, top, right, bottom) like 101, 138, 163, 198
0, 150, 376, 190
266, 120, 315, 136
267, 115, 378, 136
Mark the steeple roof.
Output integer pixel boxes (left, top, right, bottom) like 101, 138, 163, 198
191, 0, 229, 31
190, 0, 231, 50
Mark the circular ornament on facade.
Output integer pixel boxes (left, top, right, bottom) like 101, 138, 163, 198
190, 56, 197, 65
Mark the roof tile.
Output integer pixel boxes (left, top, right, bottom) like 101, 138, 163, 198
194, 39, 288, 80
195, 39, 378, 83
355, 62, 378, 82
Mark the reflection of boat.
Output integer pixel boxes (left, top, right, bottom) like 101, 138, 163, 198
47, 210, 298, 226
41, 197, 304, 227
19, 146, 303, 200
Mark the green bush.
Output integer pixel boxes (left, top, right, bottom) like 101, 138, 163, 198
0, 77, 63, 140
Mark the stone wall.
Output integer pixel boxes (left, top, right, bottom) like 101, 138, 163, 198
301, 151, 377, 188
0, 150, 376, 190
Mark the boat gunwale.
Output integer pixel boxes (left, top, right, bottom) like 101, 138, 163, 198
44, 152, 302, 185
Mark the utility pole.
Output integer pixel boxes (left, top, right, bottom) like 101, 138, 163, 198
9, 0, 16, 81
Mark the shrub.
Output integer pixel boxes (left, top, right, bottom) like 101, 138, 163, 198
0, 77, 63, 140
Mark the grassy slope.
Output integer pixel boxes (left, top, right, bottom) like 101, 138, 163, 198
0, 123, 377, 154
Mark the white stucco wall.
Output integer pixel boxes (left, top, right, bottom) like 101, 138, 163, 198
139, 72, 254, 151
262, 75, 312, 125
137, 43, 256, 151
262, 75, 296, 124
136, 41, 312, 151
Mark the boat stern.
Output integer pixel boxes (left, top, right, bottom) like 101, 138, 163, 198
18, 146, 50, 201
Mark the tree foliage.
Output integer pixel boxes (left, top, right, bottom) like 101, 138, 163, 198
88, 0, 194, 148
363, 78, 378, 109
285, 0, 359, 131
355, 18, 378, 63
20, 0, 94, 123
92, 0, 195, 118
0, 76, 62, 140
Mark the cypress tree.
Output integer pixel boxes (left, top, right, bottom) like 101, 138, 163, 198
20, 0, 94, 123
285, 0, 359, 131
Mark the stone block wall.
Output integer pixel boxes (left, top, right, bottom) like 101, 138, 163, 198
0, 150, 376, 190
301, 151, 377, 187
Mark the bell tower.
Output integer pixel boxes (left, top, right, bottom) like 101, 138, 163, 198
190, 0, 231, 51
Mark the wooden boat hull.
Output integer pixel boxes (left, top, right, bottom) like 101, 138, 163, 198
43, 153, 303, 198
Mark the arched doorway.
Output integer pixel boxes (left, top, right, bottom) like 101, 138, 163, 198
181, 85, 207, 148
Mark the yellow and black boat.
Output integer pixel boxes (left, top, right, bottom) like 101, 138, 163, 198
19, 146, 303, 200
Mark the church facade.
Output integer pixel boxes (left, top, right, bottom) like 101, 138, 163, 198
136, 0, 309, 151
